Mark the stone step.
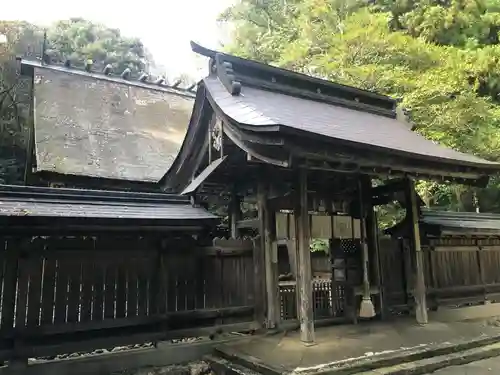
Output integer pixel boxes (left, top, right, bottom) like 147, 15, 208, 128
211, 332, 500, 375
205, 354, 262, 375
353, 342, 500, 375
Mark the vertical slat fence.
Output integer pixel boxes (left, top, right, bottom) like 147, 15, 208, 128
0, 235, 256, 361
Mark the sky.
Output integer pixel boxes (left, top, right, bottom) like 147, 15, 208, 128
2, 0, 235, 79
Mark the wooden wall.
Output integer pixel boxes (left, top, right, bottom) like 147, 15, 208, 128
0, 235, 256, 361
378, 236, 500, 313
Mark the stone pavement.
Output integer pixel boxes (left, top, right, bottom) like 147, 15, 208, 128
428, 356, 500, 374
216, 317, 500, 372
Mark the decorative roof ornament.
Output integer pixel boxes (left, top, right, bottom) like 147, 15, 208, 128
191, 40, 397, 116
154, 76, 165, 85
23, 41, 198, 94
121, 67, 132, 80
215, 54, 241, 96
103, 63, 113, 76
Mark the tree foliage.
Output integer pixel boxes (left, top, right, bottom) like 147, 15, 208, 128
45, 18, 149, 73
0, 18, 153, 184
220, 0, 500, 222
1, 18, 151, 77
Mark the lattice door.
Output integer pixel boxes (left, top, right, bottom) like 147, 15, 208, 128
330, 217, 362, 320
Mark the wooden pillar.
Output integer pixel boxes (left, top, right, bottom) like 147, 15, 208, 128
362, 176, 385, 319
253, 189, 267, 327
229, 188, 241, 239
406, 178, 428, 324
258, 182, 280, 328
363, 177, 385, 319
294, 168, 315, 344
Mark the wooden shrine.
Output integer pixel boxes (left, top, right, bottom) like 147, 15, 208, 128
160, 41, 500, 344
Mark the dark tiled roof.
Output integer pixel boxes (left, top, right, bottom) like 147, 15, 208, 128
189, 41, 500, 173
0, 185, 217, 222
204, 76, 497, 169
23, 61, 195, 183
421, 210, 500, 233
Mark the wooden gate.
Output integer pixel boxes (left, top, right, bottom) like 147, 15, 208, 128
378, 237, 410, 314
277, 213, 366, 323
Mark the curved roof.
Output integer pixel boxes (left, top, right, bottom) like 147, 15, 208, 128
204, 76, 497, 169
162, 43, 500, 192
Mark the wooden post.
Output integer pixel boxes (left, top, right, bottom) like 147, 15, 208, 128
406, 178, 428, 324
253, 186, 267, 327
229, 188, 241, 239
476, 239, 487, 303
294, 168, 315, 344
363, 176, 385, 319
258, 182, 280, 328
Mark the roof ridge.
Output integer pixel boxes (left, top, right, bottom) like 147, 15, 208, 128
191, 41, 397, 118
21, 58, 197, 98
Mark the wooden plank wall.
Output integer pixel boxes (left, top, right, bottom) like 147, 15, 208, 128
424, 237, 500, 307
378, 236, 500, 312
0, 235, 255, 360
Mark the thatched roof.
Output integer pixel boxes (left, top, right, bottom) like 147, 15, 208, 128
24, 60, 196, 182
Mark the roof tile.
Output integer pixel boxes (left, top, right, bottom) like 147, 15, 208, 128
204, 77, 498, 169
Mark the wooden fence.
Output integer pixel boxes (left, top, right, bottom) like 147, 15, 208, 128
378, 236, 500, 312
424, 238, 500, 307
0, 235, 256, 361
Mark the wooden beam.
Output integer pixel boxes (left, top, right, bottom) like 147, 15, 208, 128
294, 169, 315, 343
258, 182, 280, 328
236, 218, 259, 229
364, 176, 385, 319
406, 178, 428, 324
254, 186, 266, 328
371, 179, 407, 196
2, 306, 255, 338
229, 188, 242, 238
9, 321, 259, 362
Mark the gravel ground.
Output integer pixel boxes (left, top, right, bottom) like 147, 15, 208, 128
28, 337, 204, 363
111, 360, 211, 375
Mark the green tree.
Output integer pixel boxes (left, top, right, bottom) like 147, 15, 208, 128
220, 0, 500, 216
45, 18, 150, 73
0, 18, 154, 185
